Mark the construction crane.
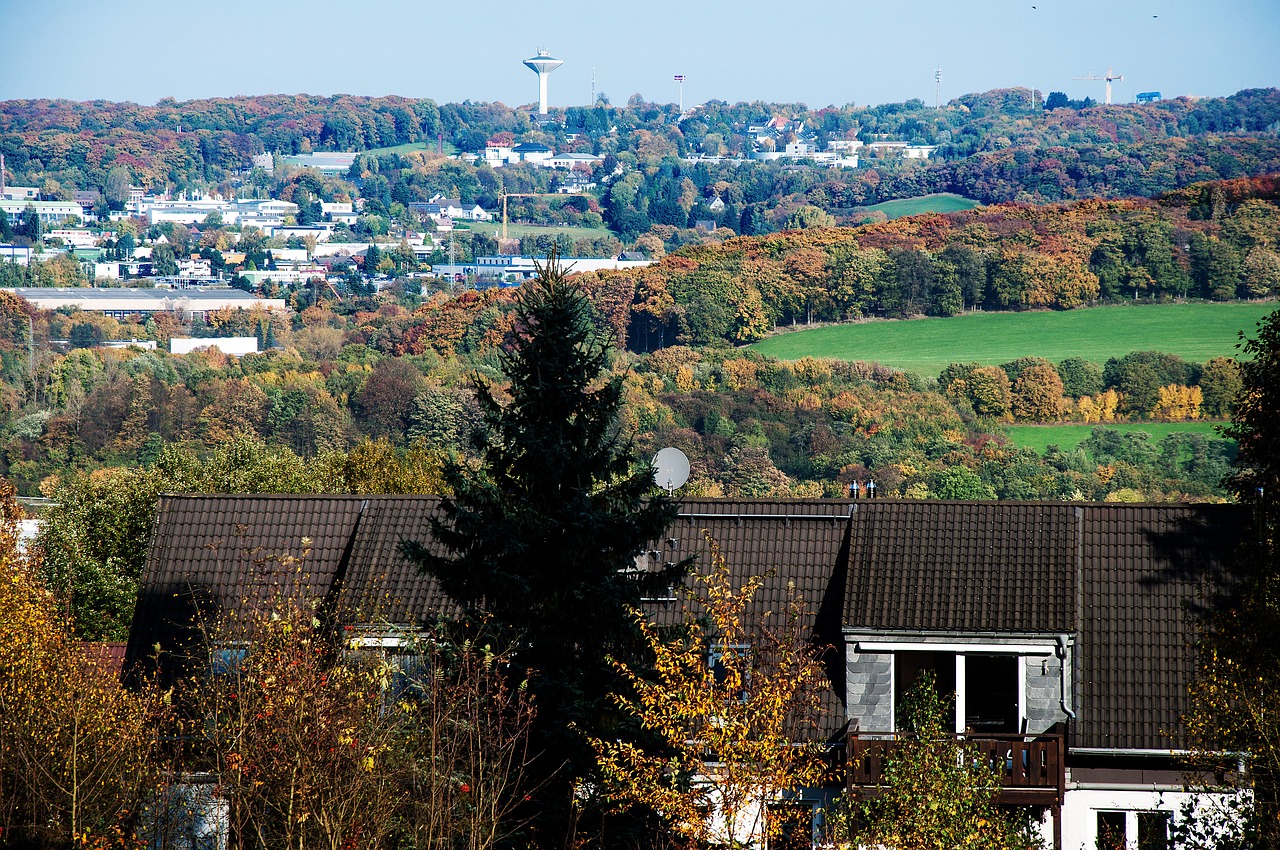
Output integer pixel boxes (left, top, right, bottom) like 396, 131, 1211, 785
1074, 67, 1124, 105
500, 192, 587, 241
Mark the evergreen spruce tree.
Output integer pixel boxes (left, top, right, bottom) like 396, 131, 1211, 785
405, 252, 683, 842
1185, 306, 1280, 845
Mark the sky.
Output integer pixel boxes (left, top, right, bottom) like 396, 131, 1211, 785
1, 0, 1277, 109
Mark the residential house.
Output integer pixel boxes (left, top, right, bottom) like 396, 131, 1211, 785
176, 256, 213, 278
422, 195, 492, 222
866, 141, 938, 160
484, 144, 516, 167
320, 202, 358, 225
123, 497, 1245, 849
511, 142, 554, 165
73, 189, 102, 219
1, 186, 39, 201
546, 152, 603, 170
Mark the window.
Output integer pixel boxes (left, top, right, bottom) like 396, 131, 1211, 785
964, 655, 1019, 733
1096, 811, 1127, 850
1138, 811, 1171, 850
767, 802, 814, 850
209, 646, 246, 678
709, 644, 751, 701
894, 650, 956, 721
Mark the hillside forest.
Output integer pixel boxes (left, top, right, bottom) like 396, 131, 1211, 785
3, 88, 1280, 249
6, 180, 1274, 511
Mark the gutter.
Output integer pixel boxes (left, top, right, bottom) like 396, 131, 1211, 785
1069, 748, 1192, 757
1056, 634, 1077, 721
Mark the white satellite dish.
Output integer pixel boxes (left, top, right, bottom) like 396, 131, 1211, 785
653, 447, 691, 493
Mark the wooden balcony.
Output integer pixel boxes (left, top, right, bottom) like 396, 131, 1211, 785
847, 733, 1065, 806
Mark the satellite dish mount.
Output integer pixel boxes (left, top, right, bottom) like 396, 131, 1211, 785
653, 447, 690, 494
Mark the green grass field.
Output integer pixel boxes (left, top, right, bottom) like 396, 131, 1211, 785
363, 140, 458, 156
859, 193, 981, 219
1005, 421, 1227, 454
752, 302, 1276, 377
465, 222, 616, 240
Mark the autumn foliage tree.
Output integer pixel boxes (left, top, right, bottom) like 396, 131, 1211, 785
1011, 363, 1066, 422
589, 536, 830, 848
831, 672, 1039, 850
0, 480, 167, 848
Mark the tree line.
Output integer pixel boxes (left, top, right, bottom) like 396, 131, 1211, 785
4, 88, 1280, 246
578, 179, 1280, 348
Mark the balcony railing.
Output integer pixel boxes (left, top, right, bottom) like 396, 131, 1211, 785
847, 733, 1065, 806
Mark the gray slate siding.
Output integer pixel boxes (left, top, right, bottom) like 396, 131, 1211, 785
1025, 654, 1069, 733
846, 650, 894, 733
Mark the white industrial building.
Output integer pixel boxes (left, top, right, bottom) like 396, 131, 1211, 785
0, 199, 83, 227
170, 337, 260, 357
4, 287, 288, 320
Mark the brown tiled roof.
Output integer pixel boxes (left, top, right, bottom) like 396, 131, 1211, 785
646, 499, 853, 626
1074, 503, 1245, 751
127, 495, 1245, 753
843, 501, 1079, 634
643, 499, 856, 741
80, 642, 128, 678
125, 494, 456, 673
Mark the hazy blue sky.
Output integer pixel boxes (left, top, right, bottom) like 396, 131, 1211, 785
1, 0, 1276, 108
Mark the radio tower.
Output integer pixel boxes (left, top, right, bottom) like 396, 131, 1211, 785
934, 67, 942, 108
523, 49, 563, 115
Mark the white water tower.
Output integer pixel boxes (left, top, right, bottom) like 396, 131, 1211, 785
523, 50, 563, 115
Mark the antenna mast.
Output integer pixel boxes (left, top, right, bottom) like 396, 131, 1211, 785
934, 67, 942, 109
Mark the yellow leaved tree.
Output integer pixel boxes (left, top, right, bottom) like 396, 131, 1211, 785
588, 535, 830, 848
0, 479, 167, 848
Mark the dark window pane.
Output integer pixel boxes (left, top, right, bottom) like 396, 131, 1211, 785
210, 647, 246, 677
768, 803, 813, 850
1097, 811, 1127, 850
895, 650, 956, 724
966, 654, 1018, 733
1138, 812, 1170, 850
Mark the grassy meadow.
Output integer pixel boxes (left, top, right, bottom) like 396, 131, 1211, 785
752, 302, 1276, 377
857, 193, 982, 219
364, 139, 459, 156
1004, 421, 1227, 454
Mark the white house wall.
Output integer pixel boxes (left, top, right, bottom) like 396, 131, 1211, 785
1058, 787, 1232, 850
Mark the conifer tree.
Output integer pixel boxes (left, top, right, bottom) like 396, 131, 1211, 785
405, 252, 682, 840
1186, 306, 1280, 844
